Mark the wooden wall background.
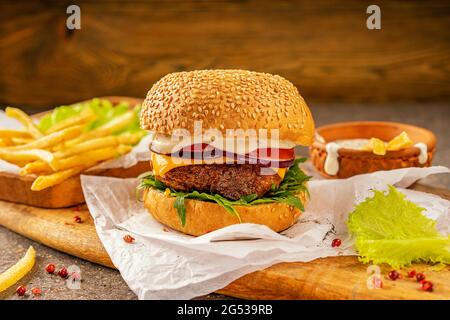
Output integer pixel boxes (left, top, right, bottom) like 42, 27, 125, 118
0, 0, 449, 109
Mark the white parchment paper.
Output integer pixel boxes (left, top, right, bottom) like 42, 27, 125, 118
0, 110, 152, 174
80, 166, 450, 299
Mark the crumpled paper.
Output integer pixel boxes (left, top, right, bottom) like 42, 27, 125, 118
80, 165, 450, 299
0, 110, 152, 174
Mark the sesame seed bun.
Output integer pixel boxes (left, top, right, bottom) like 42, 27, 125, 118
143, 187, 308, 236
140, 69, 315, 146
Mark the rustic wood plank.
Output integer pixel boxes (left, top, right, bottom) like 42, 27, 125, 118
0, 202, 115, 268
1, 0, 449, 108
218, 256, 450, 300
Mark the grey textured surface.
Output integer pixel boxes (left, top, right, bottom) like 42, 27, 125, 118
0, 226, 231, 300
0, 103, 449, 300
0, 226, 136, 300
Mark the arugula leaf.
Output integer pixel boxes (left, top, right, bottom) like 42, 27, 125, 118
137, 158, 310, 225
347, 185, 450, 268
241, 194, 259, 202
174, 195, 187, 226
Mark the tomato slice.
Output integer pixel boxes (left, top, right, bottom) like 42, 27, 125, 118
247, 148, 295, 161
152, 143, 296, 163
179, 143, 210, 153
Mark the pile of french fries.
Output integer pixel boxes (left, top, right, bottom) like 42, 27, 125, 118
0, 106, 145, 191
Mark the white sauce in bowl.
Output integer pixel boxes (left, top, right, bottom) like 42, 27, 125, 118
323, 138, 428, 175
414, 142, 428, 164
334, 139, 370, 150
324, 142, 341, 175
324, 139, 370, 175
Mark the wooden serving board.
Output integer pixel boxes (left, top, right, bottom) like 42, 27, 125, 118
0, 182, 449, 300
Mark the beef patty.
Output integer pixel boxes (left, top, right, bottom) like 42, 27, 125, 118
157, 164, 282, 200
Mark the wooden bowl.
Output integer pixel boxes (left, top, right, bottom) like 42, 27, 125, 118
309, 121, 436, 179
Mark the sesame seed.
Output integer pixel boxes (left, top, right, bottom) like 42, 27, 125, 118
140, 69, 312, 144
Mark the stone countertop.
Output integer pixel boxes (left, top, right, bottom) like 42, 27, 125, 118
0, 103, 449, 300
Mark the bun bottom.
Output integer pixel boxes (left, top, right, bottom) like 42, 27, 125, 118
143, 188, 308, 236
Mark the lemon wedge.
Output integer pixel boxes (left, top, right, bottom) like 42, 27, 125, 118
0, 246, 36, 292
386, 131, 413, 151
364, 138, 386, 155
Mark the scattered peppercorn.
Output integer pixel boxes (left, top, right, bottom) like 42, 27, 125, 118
16, 285, 26, 296
74, 215, 82, 223
420, 280, 433, 292
45, 263, 56, 274
331, 238, 342, 247
416, 272, 426, 282
407, 269, 416, 278
58, 267, 68, 278
388, 270, 400, 280
123, 234, 135, 243
31, 287, 41, 296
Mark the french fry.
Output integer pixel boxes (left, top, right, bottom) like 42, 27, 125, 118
20, 161, 53, 176
0, 138, 13, 147
1, 158, 29, 167
45, 108, 96, 134
117, 131, 146, 145
4, 125, 82, 151
92, 111, 135, 135
62, 111, 134, 148
54, 131, 144, 159
50, 145, 132, 171
0, 246, 36, 292
11, 137, 34, 145
0, 148, 54, 164
0, 129, 33, 139
31, 165, 91, 191
54, 136, 117, 158
32, 144, 131, 190
5, 107, 43, 139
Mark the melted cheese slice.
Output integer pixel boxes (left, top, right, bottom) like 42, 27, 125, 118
151, 153, 286, 179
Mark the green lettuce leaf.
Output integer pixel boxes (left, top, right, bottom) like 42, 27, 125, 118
347, 185, 450, 268
37, 98, 143, 135
38, 104, 84, 132
137, 158, 310, 226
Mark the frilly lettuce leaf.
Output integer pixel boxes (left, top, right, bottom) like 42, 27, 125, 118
37, 98, 142, 134
38, 104, 83, 132
347, 185, 450, 269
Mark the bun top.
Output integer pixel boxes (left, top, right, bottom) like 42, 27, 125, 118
140, 69, 315, 145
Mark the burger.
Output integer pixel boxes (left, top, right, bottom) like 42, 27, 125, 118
138, 70, 314, 236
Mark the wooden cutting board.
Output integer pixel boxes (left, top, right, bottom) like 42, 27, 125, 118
0, 182, 449, 300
